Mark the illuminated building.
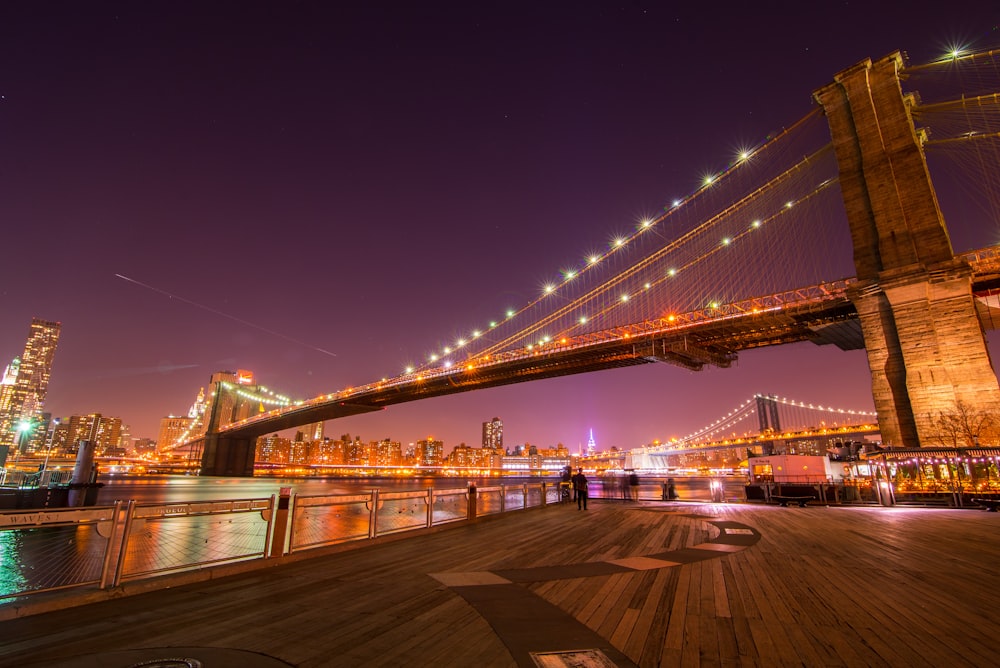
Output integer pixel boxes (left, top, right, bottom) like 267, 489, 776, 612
415, 437, 444, 466
586, 429, 596, 456
482, 417, 503, 450
257, 434, 291, 463
157, 415, 196, 452
0, 318, 61, 453
372, 438, 402, 467
58, 414, 123, 455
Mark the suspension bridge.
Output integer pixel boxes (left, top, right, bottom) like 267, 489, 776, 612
182, 49, 1000, 476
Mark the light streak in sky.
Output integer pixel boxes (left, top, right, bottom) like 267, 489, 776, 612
114, 273, 337, 357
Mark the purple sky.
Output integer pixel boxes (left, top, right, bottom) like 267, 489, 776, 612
2, 3, 999, 451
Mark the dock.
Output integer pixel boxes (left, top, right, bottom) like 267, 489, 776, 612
1, 498, 999, 667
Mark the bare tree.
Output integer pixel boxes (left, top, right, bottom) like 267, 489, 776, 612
924, 400, 1000, 448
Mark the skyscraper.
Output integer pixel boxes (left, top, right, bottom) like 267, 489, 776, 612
482, 417, 503, 450
0, 318, 61, 453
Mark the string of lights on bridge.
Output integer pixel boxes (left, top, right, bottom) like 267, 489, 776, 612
400, 114, 830, 377
396, 45, 998, 382
679, 393, 878, 444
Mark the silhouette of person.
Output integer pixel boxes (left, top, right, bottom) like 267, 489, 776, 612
572, 468, 588, 510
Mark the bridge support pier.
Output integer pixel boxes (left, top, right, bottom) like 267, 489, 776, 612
815, 52, 1000, 447
200, 433, 256, 477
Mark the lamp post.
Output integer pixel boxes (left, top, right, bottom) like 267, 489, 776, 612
14, 419, 34, 462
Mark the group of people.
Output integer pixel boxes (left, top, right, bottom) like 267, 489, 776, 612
562, 467, 650, 509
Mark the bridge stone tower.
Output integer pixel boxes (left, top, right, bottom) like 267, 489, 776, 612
814, 52, 1000, 447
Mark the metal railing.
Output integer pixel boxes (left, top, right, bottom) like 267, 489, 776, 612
0, 482, 557, 603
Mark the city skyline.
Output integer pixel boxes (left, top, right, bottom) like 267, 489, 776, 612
2, 4, 999, 450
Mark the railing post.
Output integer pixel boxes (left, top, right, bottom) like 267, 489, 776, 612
522, 482, 528, 508
468, 483, 477, 520
112, 500, 137, 588
368, 489, 379, 538
269, 487, 292, 558
99, 500, 123, 590
541, 482, 547, 506
426, 488, 434, 528
500, 484, 506, 513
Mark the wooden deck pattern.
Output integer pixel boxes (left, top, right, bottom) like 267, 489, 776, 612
2, 500, 1000, 667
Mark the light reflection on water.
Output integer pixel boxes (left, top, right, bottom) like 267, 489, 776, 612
93, 474, 743, 504
2, 474, 745, 600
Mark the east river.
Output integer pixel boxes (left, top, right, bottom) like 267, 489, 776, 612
92, 473, 747, 504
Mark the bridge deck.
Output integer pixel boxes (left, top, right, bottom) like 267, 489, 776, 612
2, 500, 999, 667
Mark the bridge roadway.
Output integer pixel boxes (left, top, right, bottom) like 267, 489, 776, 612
1, 498, 998, 666
210, 246, 1000, 444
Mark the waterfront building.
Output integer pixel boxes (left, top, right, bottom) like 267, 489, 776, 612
58, 413, 123, 455
586, 429, 596, 456
0, 318, 61, 453
257, 434, 291, 463
415, 437, 444, 466
157, 415, 197, 453
312, 437, 345, 465
482, 417, 503, 450
372, 438, 402, 467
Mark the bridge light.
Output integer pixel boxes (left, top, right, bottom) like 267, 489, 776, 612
466, 364, 474, 371
527, 344, 534, 350
751, 220, 761, 229
443, 347, 452, 354
565, 270, 576, 279
710, 301, 719, 309
456, 338, 466, 347
668, 268, 677, 277
544, 284, 555, 294
430, 354, 438, 362
644, 282, 651, 289
667, 314, 676, 322
579, 316, 588, 324
722, 237, 731, 246
506, 309, 515, 318
620, 294, 629, 302
613, 238, 625, 248
472, 330, 481, 338
489, 321, 497, 328
703, 174, 715, 186
641, 219, 652, 228
738, 149, 751, 162
444, 361, 453, 369
672, 199, 682, 208
405, 366, 414, 374
542, 335, 551, 343
589, 255, 600, 264
785, 200, 794, 208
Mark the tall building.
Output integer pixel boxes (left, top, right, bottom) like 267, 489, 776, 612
586, 429, 596, 456
415, 437, 444, 466
59, 413, 123, 455
157, 415, 197, 452
482, 417, 503, 450
0, 318, 61, 453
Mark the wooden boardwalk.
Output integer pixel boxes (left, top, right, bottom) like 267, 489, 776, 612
2, 499, 999, 667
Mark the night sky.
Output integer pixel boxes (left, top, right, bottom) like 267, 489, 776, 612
2, 3, 998, 452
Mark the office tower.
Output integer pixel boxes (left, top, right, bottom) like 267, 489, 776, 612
586, 429, 596, 456
0, 318, 61, 452
157, 415, 197, 452
482, 417, 503, 450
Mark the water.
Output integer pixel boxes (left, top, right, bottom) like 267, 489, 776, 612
91, 473, 746, 504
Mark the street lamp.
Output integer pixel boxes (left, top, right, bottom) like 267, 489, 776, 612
10, 419, 34, 464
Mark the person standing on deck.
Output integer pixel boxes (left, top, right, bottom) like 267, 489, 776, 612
572, 468, 588, 510
628, 470, 640, 501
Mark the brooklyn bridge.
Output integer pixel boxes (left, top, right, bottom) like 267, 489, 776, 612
181, 50, 1000, 476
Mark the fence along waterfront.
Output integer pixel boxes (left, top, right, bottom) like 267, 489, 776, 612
0, 482, 560, 603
